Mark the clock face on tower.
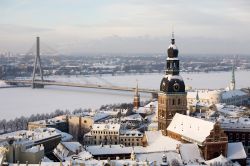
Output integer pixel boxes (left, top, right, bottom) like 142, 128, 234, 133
173, 83, 180, 92
160, 77, 185, 93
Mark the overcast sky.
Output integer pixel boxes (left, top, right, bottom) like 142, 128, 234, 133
0, 0, 250, 55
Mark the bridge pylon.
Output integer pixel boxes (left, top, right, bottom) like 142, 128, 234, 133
32, 36, 44, 88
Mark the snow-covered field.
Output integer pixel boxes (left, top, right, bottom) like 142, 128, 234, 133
0, 70, 250, 120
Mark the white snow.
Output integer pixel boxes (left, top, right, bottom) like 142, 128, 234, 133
135, 100, 157, 115
93, 112, 110, 122
54, 142, 92, 161
25, 145, 44, 153
187, 90, 221, 100
218, 116, 250, 130
205, 154, 230, 165
86, 144, 136, 155
0, 80, 10, 88
227, 142, 247, 160
0, 128, 66, 149
164, 74, 183, 81
179, 144, 204, 164
216, 104, 245, 117
221, 89, 247, 99
121, 113, 142, 122
54, 129, 73, 142
144, 130, 181, 153
167, 113, 214, 145
168, 44, 178, 49
137, 151, 182, 165
92, 123, 120, 132
167, 57, 179, 60
61, 142, 82, 153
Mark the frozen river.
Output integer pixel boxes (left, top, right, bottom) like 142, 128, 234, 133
0, 70, 250, 120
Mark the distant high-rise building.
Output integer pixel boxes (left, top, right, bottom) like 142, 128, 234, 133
158, 33, 187, 135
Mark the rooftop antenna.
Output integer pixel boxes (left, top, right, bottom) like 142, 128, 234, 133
172, 24, 175, 39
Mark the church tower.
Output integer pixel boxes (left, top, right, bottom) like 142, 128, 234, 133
158, 33, 187, 135
133, 81, 140, 110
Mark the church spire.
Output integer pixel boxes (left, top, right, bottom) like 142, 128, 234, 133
196, 90, 200, 102
229, 63, 235, 90
133, 80, 140, 109
171, 30, 175, 44
166, 31, 179, 75
135, 80, 139, 97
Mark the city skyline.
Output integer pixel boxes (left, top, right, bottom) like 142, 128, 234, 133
1, 0, 250, 55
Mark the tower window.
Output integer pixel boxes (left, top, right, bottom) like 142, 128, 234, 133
172, 99, 175, 105
178, 99, 181, 105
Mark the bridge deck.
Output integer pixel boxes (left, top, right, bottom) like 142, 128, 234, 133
5, 80, 159, 93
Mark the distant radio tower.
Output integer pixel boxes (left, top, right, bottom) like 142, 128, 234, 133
32, 37, 44, 88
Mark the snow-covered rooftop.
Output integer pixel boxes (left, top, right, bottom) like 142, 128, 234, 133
61, 142, 82, 153
0, 128, 61, 146
92, 123, 120, 132
137, 151, 182, 165
54, 141, 93, 162
167, 113, 214, 145
29, 116, 66, 126
205, 155, 230, 165
216, 104, 246, 117
187, 89, 247, 101
164, 74, 183, 81
25, 144, 44, 153
187, 90, 221, 100
93, 112, 110, 122
179, 144, 204, 164
227, 142, 247, 160
218, 116, 250, 130
144, 130, 181, 153
121, 113, 142, 121
86, 144, 142, 155
221, 89, 247, 99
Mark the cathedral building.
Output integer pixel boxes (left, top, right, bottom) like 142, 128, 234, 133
158, 34, 187, 135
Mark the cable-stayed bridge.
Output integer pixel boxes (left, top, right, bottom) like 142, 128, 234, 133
4, 37, 159, 95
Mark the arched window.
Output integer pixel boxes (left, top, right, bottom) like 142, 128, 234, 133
178, 99, 181, 105
172, 99, 175, 105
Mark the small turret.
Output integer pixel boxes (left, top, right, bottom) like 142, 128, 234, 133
161, 153, 168, 166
